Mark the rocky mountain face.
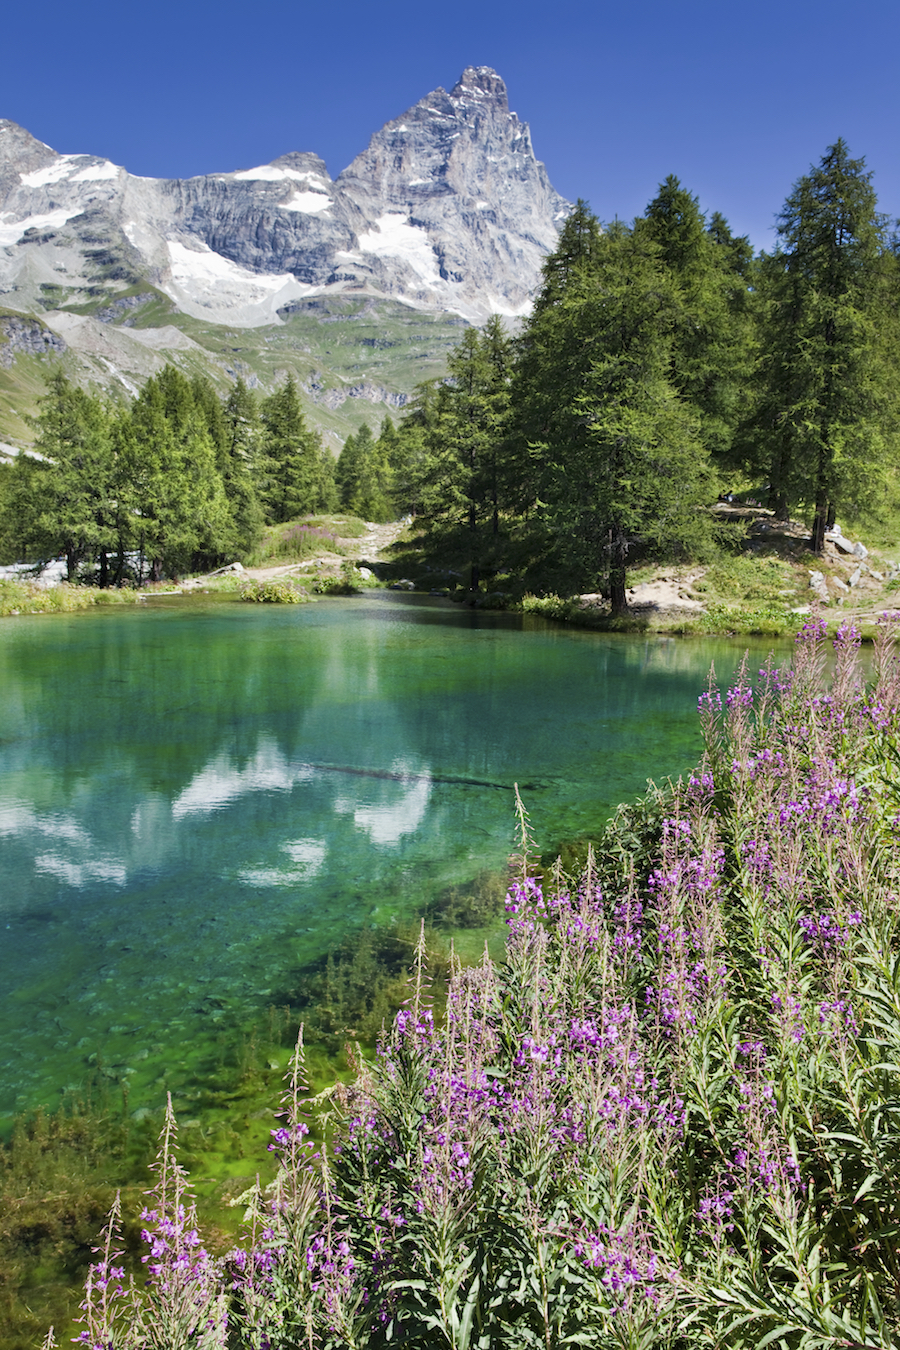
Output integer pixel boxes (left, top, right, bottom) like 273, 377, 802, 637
0, 68, 570, 445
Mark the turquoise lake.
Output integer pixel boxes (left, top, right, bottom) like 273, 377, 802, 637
0, 593, 772, 1124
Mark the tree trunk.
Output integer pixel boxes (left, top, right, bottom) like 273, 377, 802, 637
769, 431, 789, 521
609, 565, 628, 617
811, 494, 828, 554
112, 540, 125, 587
150, 557, 163, 584
98, 549, 109, 588
66, 547, 77, 582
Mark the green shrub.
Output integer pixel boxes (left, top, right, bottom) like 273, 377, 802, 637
238, 579, 311, 604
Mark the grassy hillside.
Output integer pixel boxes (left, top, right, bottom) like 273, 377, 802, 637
0, 291, 466, 452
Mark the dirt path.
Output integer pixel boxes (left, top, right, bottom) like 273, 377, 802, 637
184, 519, 409, 588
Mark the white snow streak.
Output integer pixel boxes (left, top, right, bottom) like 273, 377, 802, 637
166, 239, 295, 298
0, 209, 76, 246
355, 213, 440, 283
19, 156, 118, 187
70, 160, 119, 182
19, 157, 77, 187
282, 191, 331, 213
231, 164, 327, 184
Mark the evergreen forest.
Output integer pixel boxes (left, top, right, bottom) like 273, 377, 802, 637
2, 141, 900, 613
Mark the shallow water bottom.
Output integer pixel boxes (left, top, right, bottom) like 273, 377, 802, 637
0, 592, 775, 1131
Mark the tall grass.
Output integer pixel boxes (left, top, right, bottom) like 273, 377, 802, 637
0, 580, 142, 617
246, 517, 367, 567
71, 613, 900, 1349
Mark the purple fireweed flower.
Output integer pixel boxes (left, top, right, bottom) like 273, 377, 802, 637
833, 621, 862, 652
268, 1120, 310, 1153
696, 1185, 735, 1240
796, 616, 829, 645
758, 664, 793, 697
726, 682, 753, 709
573, 1225, 662, 1314
818, 997, 861, 1038
687, 771, 715, 802
744, 748, 786, 779
394, 1006, 435, 1045
798, 909, 861, 952
772, 993, 806, 1043
730, 1142, 801, 1195
741, 838, 773, 888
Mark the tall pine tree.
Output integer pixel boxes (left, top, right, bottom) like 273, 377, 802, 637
745, 141, 898, 549
643, 176, 755, 469
518, 214, 717, 613
260, 375, 332, 522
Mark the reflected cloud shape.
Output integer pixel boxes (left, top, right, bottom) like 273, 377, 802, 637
0, 801, 91, 846
34, 853, 127, 887
0, 800, 128, 892
171, 741, 314, 818
237, 837, 327, 887
343, 764, 432, 846
282, 839, 328, 869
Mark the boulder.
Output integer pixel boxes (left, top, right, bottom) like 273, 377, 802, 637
828, 533, 856, 555
809, 570, 830, 603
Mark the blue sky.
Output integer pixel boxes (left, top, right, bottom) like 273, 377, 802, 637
4, 0, 898, 252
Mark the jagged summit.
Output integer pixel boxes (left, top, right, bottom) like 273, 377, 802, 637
450, 66, 510, 108
0, 69, 570, 326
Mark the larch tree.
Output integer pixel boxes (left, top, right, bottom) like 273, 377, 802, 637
745, 140, 898, 550
519, 214, 718, 614
643, 177, 755, 471
27, 373, 117, 581
125, 367, 230, 581
260, 375, 331, 523
402, 318, 513, 590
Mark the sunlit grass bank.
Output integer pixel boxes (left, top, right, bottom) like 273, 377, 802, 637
0, 579, 144, 618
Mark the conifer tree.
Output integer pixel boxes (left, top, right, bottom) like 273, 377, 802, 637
337, 424, 394, 521
125, 367, 230, 580
24, 373, 117, 580
402, 319, 513, 589
260, 375, 328, 523
221, 378, 265, 556
643, 176, 754, 467
518, 215, 717, 613
745, 141, 898, 549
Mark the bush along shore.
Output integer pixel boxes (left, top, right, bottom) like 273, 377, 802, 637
62, 613, 900, 1349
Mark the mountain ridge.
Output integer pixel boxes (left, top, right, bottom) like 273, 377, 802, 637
0, 68, 570, 446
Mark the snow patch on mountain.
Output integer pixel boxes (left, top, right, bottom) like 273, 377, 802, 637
355, 214, 441, 283
19, 157, 78, 187
282, 190, 331, 213
167, 239, 295, 294
70, 160, 119, 182
0, 208, 77, 246
232, 164, 310, 183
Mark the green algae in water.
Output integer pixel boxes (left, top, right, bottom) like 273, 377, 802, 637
0, 593, 773, 1129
